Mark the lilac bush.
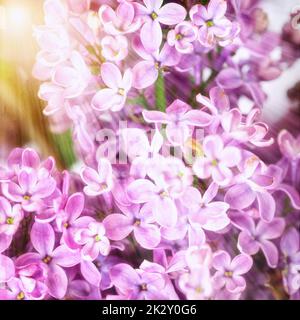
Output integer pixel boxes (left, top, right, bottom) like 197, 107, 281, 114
0, 0, 300, 300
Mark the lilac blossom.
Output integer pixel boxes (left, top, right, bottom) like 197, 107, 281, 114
230, 212, 285, 268
143, 99, 212, 146
80, 158, 113, 196
74, 221, 110, 261
190, 0, 238, 48
134, 0, 186, 52
193, 135, 242, 186
167, 22, 198, 54
132, 38, 181, 89
212, 250, 253, 294
110, 263, 167, 299
92, 63, 132, 112
103, 203, 160, 249
2, 0, 298, 301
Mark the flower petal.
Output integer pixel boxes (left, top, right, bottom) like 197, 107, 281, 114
47, 264, 68, 299
127, 179, 156, 203
256, 191, 276, 222
158, 3, 186, 25
212, 250, 231, 271
81, 260, 102, 287
134, 223, 161, 249
0, 254, 15, 282
31, 222, 55, 256
260, 240, 279, 268
103, 214, 133, 241
140, 20, 162, 52
225, 184, 256, 210
132, 61, 158, 89
231, 254, 253, 275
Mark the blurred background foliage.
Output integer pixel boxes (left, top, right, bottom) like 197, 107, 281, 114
0, 0, 73, 168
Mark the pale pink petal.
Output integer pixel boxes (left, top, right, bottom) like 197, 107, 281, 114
203, 135, 224, 160
231, 254, 253, 275
92, 88, 121, 111
207, 0, 227, 19
134, 224, 161, 249
31, 222, 55, 256
132, 61, 158, 89
65, 192, 84, 222
47, 264, 68, 299
127, 179, 156, 203
153, 196, 177, 227
103, 214, 133, 240
256, 218, 285, 240
260, 240, 279, 268
142, 110, 170, 124
0, 254, 15, 283
220, 146, 241, 167
212, 250, 231, 271
52, 245, 81, 267
140, 20, 162, 52
224, 184, 256, 210
81, 260, 102, 287
101, 62, 122, 89
158, 3, 186, 25
256, 191, 275, 223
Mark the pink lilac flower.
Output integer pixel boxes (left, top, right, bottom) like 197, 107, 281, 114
132, 38, 181, 89
99, 1, 141, 35
55, 192, 95, 249
143, 99, 212, 146
212, 250, 253, 294
80, 158, 113, 196
230, 212, 285, 268
39, 51, 91, 115
92, 62, 132, 112
186, 183, 230, 233
120, 128, 163, 178
216, 61, 266, 108
101, 35, 128, 62
74, 221, 110, 261
110, 263, 167, 299
178, 266, 212, 300
0, 196, 23, 236
2, 168, 57, 212
127, 178, 178, 228
134, 0, 186, 52
0, 148, 55, 182
161, 184, 229, 247
281, 228, 300, 273
14, 262, 48, 300
278, 130, 300, 161
10, 0, 300, 302
280, 228, 300, 295
103, 203, 160, 249
189, 0, 235, 48
18, 222, 81, 299
33, 25, 71, 80
127, 157, 192, 228
167, 22, 198, 54
224, 155, 278, 222
52, 50, 91, 98
193, 135, 242, 186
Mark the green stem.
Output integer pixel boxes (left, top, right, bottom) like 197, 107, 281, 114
155, 71, 166, 112
52, 130, 77, 168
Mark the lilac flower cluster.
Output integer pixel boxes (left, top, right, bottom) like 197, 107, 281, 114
0, 0, 300, 300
